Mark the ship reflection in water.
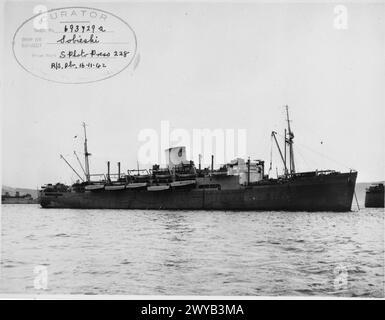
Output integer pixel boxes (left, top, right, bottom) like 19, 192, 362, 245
0, 205, 383, 297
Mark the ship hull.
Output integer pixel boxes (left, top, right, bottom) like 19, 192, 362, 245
39, 172, 357, 212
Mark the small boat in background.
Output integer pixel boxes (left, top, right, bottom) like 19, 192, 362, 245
1, 191, 38, 204
365, 183, 384, 208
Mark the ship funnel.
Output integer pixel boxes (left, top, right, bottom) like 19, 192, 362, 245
165, 146, 186, 169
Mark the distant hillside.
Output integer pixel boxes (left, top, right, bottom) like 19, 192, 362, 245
2, 185, 39, 199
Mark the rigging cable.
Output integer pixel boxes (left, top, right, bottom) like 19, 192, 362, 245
293, 145, 312, 172
273, 131, 353, 171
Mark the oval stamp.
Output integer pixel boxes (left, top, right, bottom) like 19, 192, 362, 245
12, 6, 137, 84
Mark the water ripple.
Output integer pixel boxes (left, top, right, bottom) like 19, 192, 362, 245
0, 205, 383, 297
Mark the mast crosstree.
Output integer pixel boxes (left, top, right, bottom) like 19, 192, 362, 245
271, 105, 296, 176
83, 122, 91, 182
285, 105, 295, 174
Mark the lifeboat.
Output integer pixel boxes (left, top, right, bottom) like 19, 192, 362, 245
211, 170, 228, 176
105, 184, 126, 191
131, 174, 150, 181
175, 173, 196, 180
153, 168, 172, 182
126, 182, 147, 189
155, 174, 171, 179
147, 185, 170, 191
170, 180, 196, 188
153, 173, 172, 183
85, 184, 105, 191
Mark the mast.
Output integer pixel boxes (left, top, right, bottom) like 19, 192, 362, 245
285, 105, 295, 174
107, 161, 110, 182
82, 122, 91, 182
283, 129, 287, 176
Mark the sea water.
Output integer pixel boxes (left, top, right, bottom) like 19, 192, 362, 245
0, 204, 383, 297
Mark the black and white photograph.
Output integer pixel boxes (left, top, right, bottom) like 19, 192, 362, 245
0, 0, 384, 303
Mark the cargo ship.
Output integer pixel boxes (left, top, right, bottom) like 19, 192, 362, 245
39, 106, 357, 211
364, 183, 384, 208
2, 191, 37, 204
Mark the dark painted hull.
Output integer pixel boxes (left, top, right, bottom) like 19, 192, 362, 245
365, 192, 384, 208
40, 172, 357, 212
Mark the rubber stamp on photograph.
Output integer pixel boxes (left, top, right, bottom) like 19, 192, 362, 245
13, 6, 137, 84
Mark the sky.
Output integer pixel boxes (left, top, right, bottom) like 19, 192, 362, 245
1, 1, 384, 188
